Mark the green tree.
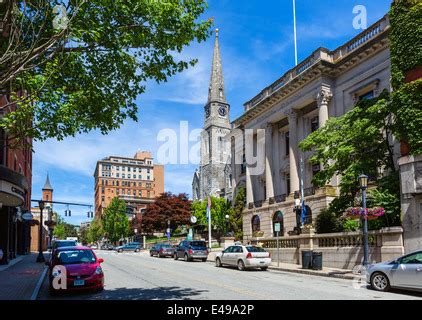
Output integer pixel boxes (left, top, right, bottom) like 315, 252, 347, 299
191, 197, 233, 234
102, 197, 130, 243
53, 215, 78, 239
230, 187, 245, 241
0, 0, 212, 143
87, 218, 104, 244
299, 91, 402, 228
79, 226, 89, 245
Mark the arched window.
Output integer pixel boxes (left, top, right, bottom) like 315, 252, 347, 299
252, 215, 260, 232
273, 211, 284, 237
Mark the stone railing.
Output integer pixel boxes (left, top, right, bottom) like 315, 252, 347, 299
248, 227, 404, 269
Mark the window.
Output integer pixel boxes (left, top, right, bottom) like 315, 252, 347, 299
116, 181, 119, 186
122, 174, 125, 179
116, 173, 120, 178
286, 173, 291, 195
252, 215, 261, 232
285, 132, 290, 156
400, 252, 422, 264
273, 211, 284, 237
147, 176, 150, 180
139, 182, 142, 187
147, 169, 150, 174
241, 154, 246, 174
311, 116, 319, 132
312, 164, 321, 177
101, 188, 105, 194
116, 166, 120, 171
359, 90, 374, 101
147, 191, 151, 198
128, 174, 131, 179
304, 206, 313, 225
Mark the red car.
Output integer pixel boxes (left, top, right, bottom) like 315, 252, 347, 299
47, 246, 104, 294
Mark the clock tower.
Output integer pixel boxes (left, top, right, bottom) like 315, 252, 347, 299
193, 29, 232, 201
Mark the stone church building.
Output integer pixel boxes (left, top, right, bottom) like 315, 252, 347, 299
192, 29, 232, 202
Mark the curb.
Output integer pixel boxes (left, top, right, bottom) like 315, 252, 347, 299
30, 266, 48, 300
268, 266, 355, 280
0, 255, 25, 272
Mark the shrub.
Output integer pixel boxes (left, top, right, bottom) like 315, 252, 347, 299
315, 209, 343, 234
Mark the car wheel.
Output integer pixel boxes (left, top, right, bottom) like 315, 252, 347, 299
184, 254, 189, 262
135, 249, 140, 253
216, 258, 222, 267
150, 252, 153, 257
261, 267, 268, 271
174, 253, 178, 260
118, 249, 123, 253
202, 258, 207, 262
237, 260, 245, 271
371, 272, 391, 292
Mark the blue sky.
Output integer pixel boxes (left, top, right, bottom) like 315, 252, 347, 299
31, 0, 391, 225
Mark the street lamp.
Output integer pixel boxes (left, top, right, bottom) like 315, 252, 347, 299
359, 174, 369, 267
225, 214, 230, 236
36, 201, 45, 263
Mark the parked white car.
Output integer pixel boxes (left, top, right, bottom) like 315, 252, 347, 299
215, 245, 271, 271
367, 250, 422, 292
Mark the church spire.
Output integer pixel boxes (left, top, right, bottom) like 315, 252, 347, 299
42, 173, 53, 191
208, 28, 226, 103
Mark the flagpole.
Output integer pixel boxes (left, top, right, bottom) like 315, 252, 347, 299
293, 0, 298, 66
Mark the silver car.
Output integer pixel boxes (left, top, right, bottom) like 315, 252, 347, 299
367, 250, 422, 292
215, 245, 271, 271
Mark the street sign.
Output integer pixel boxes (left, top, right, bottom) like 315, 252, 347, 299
21, 212, 34, 221
274, 223, 281, 232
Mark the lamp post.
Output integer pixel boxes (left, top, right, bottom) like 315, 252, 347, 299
359, 174, 369, 267
225, 214, 230, 236
294, 198, 301, 234
36, 201, 45, 263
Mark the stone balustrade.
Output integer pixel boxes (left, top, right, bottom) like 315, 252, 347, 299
250, 227, 404, 269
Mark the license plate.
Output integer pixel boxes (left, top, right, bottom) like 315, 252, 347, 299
74, 279, 85, 286
260, 261, 265, 264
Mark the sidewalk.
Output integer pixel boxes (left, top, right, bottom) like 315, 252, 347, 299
0, 253, 48, 300
269, 262, 355, 280
207, 250, 355, 280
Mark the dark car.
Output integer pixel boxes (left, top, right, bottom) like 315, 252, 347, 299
47, 246, 104, 294
52, 240, 78, 251
115, 242, 141, 253
174, 240, 208, 262
150, 244, 174, 258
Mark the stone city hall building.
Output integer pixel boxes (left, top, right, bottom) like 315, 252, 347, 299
94, 151, 164, 219
229, 15, 397, 240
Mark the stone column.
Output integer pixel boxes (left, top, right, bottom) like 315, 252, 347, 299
265, 123, 274, 201
231, 136, 237, 189
317, 87, 333, 128
273, 128, 281, 196
288, 111, 300, 194
246, 165, 254, 205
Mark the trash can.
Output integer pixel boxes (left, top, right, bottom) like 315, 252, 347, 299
301, 250, 313, 269
312, 251, 323, 270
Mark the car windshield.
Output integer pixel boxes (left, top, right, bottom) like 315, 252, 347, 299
160, 244, 172, 248
191, 241, 206, 247
54, 241, 77, 248
55, 249, 96, 265
246, 246, 267, 253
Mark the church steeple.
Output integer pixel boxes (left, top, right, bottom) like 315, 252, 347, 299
208, 28, 226, 104
42, 174, 53, 203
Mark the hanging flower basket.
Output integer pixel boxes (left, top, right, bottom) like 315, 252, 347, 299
343, 207, 385, 221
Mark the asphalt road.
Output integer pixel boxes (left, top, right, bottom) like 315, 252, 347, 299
38, 251, 422, 300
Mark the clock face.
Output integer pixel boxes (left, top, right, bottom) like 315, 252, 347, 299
218, 106, 227, 117
205, 106, 211, 118
190, 216, 198, 224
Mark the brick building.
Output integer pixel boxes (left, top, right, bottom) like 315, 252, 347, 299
93, 151, 164, 222
0, 94, 33, 264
